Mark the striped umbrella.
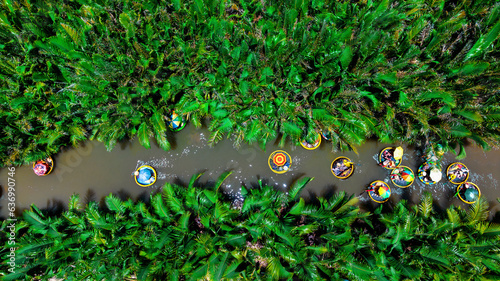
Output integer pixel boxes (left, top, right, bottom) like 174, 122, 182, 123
377, 185, 390, 199
168, 112, 185, 131
273, 153, 287, 166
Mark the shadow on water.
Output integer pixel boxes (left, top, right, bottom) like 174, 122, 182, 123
1, 123, 500, 219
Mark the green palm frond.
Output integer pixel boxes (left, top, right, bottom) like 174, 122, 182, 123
288, 177, 313, 201
68, 194, 82, 211
151, 193, 172, 220
417, 192, 434, 219
137, 122, 152, 149
105, 193, 125, 213
466, 197, 489, 224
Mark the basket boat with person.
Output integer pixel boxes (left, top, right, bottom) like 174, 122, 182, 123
300, 133, 321, 150
418, 162, 442, 185
457, 182, 481, 204
134, 165, 157, 187
33, 157, 54, 176
390, 166, 415, 188
367, 180, 391, 203
268, 150, 292, 174
378, 146, 403, 169
331, 157, 354, 179
447, 162, 469, 185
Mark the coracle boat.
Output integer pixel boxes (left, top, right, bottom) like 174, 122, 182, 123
33, 157, 54, 176
134, 165, 157, 187
300, 133, 321, 150
268, 150, 292, 174
390, 166, 415, 188
378, 147, 403, 169
367, 180, 391, 203
331, 157, 354, 179
446, 162, 469, 185
418, 163, 442, 185
457, 182, 481, 204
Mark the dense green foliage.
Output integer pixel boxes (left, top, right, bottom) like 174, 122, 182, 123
1, 0, 500, 166
1, 173, 499, 280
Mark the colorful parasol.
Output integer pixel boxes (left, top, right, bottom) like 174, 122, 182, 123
34, 164, 47, 176
268, 150, 292, 174
377, 185, 390, 199
401, 172, 414, 181
394, 146, 404, 160
273, 153, 287, 166
167, 112, 186, 131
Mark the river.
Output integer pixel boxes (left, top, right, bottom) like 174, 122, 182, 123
1, 124, 499, 220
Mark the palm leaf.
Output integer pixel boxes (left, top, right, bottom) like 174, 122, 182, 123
451, 62, 489, 77
208, 129, 224, 147
340, 46, 353, 69
23, 209, 47, 228
454, 110, 483, 122
417, 192, 433, 218
464, 20, 500, 61
288, 177, 313, 201
151, 193, 171, 220
282, 121, 302, 137
105, 193, 125, 213
288, 197, 305, 215
137, 122, 151, 149
155, 132, 171, 151
189, 172, 204, 188
163, 183, 183, 213
213, 252, 230, 280
68, 194, 82, 211
179, 211, 191, 231
215, 171, 232, 191
60, 23, 81, 46
267, 256, 292, 279
466, 197, 489, 224
446, 207, 461, 225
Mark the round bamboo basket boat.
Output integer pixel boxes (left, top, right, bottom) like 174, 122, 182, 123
331, 157, 354, 179
390, 166, 414, 188
367, 180, 391, 203
33, 156, 54, 176
457, 182, 481, 204
268, 150, 292, 174
446, 162, 469, 185
378, 147, 401, 169
300, 133, 321, 150
135, 165, 157, 187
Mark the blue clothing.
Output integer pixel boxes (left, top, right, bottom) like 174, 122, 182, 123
464, 188, 479, 202
137, 168, 154, 185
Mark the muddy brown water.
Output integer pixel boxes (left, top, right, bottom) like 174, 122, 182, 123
1, 124, 499, 219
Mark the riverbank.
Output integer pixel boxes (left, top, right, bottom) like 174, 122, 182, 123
2, 0, 499, 168
2, 174, 499, 280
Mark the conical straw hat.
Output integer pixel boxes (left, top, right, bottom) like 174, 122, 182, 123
394, 146, 404, 160
430, 168, 442, 182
